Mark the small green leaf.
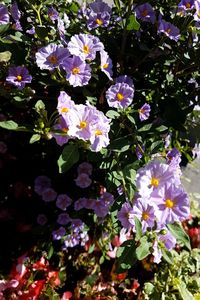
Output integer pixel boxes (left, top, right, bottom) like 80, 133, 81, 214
161, 247, 173, 264
35, 100, 45, 112
176, 280, 194, 300
29, 134, 41, 144
138, 124, 152, 132
106, 110, 120, 119
167, 222, 191, 251
134, 217, 142, 241
57, 144, 79, 173
88, 244, 95, 254
0, 120, 18, 130
0, 24, 10, 35
0, 50, 11, 62
47, 245, 54, 259
116, 240, 136, 273
126, 14, 140, 31
135, 236, 151, 260
155, 125, 168, 132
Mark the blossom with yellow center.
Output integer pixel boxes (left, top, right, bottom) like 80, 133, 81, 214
79, 121, 87, 129
62, 127, 68, 133
96, 18, 103, 25
95, 129, 102, 136
72, 67, 80, 75
16, 75, 22, 81
61, 107, 69, 113
142, 9, 148, 17
165, 198, 174, 208
83, 45, 90, 54
166, 28, 171, 34
186, 2, 191, 8
116, 93, 124, 101
142, 211, 149, 221
103, 63, 108, 69
48, 55, 58, 64
150, 177, 159, 187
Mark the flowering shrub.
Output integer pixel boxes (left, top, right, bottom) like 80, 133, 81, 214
0, 0, 200, 298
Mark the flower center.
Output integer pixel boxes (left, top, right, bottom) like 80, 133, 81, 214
83, 45, 90, 54
165, 198, 174, 208
103, 63, 108, 69
48, 55, 58, 64
72, 67, 80, 75
79, 121, 87, 129
62, 127, 68, 133
151, 177, 159, 187
186, 2, 191, 8
166, 28, 171, 34
61, 107, 69, 113
139, 108, 145, 114
95, 129, 102, 136
142, 211, 149, 221
142, 9, 148, 17
96, 18, 103, 25
116, 93, 124, 101
197, 11, 200, 18
16, 75, 22, 81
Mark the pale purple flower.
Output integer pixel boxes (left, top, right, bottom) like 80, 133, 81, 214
0, 3, 9, 25
57, 91, 75, 115
136, 159, 176, 197
47, 7, 59, 22
92, 199, 109, 218
74, 197, 88, 210
52, 227, 66, 240
89, 0, 112, 14
152, 240, 162, 264
52, 116, 70, 146
100, 50, 113, 80
37, 214, 48, 226
57, 213, 71, 225
134, 3, 156, 23
87, 11, 110, 30
56, 194, 72, 210
192, 143, 200, 159
75, 173, 92, 188
100, 192, 114, 207
139, 103, 151, 121
62, 56, 91, 87
34, 175, 51, 195
106, 82, 134, 109
158, 229, 176, 250
132, 198, 156, 232
194, 1, 200, 21
67, 33, 104, 61
11, 2, 21, 21
26, 26, 35, 35
118, 202, 135, 229
35, 43, 70, 70
116, 75, 134, 88
77, 162, 93, 176
152, 184, 190, 225
42, 188, 57, 202
178, 0, 195, 10
6, 66, 32, 89
158, 19, 180, 42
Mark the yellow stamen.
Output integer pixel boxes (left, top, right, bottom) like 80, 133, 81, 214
95, 130, 102, 136
151, 177, 159, 187
72, 67, 80, 75
48, 55, 58, 64
186, 2, 191, 8
142, 212, 149, 221
139, 108, 145, 114
166, 28, 171, 34
198, 11, 200, 18
142, 9, 148, 17
103, 63, 108, 69
116, 92, 124, 101
16, 75, 22, 81
61, 107, 69, 113
96, 18, 103, 25
79, 121, 87, 129
83, 45, 90, 54
165, 198, 174, 208
62, 127, 68, 133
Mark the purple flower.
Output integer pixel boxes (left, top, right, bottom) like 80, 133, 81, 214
57, 213, 71, 225
26, 26, 35, 35
57, 91, 75, 115
52, 227, 66, 240
158, 19, 180, 42
34, 175, 51, 195
92, 199, 109, 218
136, 145, 145, 160
75, 173, 92, 188
10, 2, 21, 22
37, 214, 48, 226
118, 202, 135, 229
116, 75, 134, 88
89, 0, 112, 14
135, 3, 156, 23
35, 44, 70, 70
62, 56, 91, 87
67, 33, 104, 61
100, 192, 114, 207
6, 66, 32, 89
87, 11, 110, 30
100, 50, 113, 80
152, 184, 190, 225
178, 0, 195, 10
132, 198, 156, 232
42, 188, 57, 202
158, 229, 176, 250
78, 162, 93, 176
56, 194, 72, 210
136, 159, 177, 197
47, 7, 59, 22
74, 197, 88, 210
52, 116, 70, 146
138, 103, 151, 121
0, 3, 9, 25
194, 1, 200, 21
106, 82, 134, 109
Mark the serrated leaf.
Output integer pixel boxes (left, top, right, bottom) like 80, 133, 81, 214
167, 222, 191, 251
0, 50, 11, 62
57, 144, 79, 173
126, 14, 140, 31
29, 134, 41, 144
0, 120, 18, 130
135, 236, 151, 260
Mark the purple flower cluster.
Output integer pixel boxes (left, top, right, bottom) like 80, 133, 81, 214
75, 162, 93, 188
63, 220, 89, 248
52, 91, 111, 152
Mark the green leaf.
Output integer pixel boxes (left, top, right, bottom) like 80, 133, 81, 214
155, 125, 168, 132
161, 247, 173, 264
167, 222, 191, 251
29, 134, 41, 144
0, 50, 11, 62
0, 120, 18, 130
114, 0, 121, 10
134, 217, 142, 241
116, 240, 136, 273
109, 136, 131, 152
176, 280, 194, 300
126, 14, 140, 31
57, 144, 79, 173
135, 236, 151, 260
47, 245, 54, 259
88, 244, 95, 254
138, 124, 152, 132
35, 100, 45, 112
106, 110, 120, 119
0, 24, 10, 35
